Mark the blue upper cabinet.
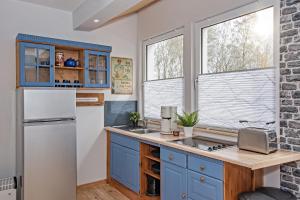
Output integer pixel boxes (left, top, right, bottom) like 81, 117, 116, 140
19, 42, 55, 87
84, 50, 110, 88
16, 34, 112, 88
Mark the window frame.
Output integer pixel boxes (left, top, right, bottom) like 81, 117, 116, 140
142, 27, 185, 119
193, 0, 280, 132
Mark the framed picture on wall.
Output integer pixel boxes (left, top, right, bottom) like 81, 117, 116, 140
111, 57, 133, 95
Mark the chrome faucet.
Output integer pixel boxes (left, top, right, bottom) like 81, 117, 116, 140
142, 119, 149, 129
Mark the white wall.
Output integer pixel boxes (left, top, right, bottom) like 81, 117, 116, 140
0, 0, 137, 185
76, 106, 105, 185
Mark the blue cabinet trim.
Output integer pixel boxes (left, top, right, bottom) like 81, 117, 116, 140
17, 33, 112, 52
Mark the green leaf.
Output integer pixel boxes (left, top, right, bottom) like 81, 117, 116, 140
129, 112, 140, 124
176, 111, 199, 127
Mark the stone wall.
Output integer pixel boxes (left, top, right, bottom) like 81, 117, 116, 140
280, 0, 300, 198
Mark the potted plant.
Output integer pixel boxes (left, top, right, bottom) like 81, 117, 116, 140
129, 112, 140, 128
176, 111, 199, 136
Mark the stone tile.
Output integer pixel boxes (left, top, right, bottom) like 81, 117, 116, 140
281, 181, 299, 191
283, 7, 297, 15
289, 120, 300, 129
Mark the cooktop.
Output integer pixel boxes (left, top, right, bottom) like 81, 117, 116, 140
171, 136, 236, 152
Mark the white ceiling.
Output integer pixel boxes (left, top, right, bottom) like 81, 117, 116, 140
17, 0, 157, 31
17, 0, 87, 11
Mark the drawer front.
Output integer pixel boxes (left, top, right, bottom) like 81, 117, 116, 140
161, 147, 187, 168
111, 132, 140, 151
188, 170, 223, 200
188, 155, 223, 180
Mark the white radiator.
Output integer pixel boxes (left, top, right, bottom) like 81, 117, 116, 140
0, 177, 16, 200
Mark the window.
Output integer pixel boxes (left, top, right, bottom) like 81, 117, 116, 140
197, 7, 276, 130
143, 33, 184, 119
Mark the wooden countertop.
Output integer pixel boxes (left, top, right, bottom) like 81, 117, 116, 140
105, 127, 300, 170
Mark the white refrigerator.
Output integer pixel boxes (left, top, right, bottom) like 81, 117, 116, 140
16, 88, 77, 200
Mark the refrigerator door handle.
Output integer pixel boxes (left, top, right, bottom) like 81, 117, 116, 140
24, 117, 76, 124
24, 119, 76, 127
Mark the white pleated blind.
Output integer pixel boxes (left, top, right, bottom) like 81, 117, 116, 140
144, 78, 184, 119
197, 68, 276, 129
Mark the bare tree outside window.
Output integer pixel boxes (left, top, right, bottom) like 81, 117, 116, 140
202, 7, 273, 73
147, 35, 183, 80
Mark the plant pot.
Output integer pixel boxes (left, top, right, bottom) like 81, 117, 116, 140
130, 121, 138, 128
183, 126, 193, 137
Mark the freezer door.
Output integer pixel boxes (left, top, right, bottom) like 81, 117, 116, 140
23, 121, 76, 200
23, 89, 76, 121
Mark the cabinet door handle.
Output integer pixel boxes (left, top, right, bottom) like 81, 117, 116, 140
199, 165, 205, 171
181, 192, 187, 199
168, 154, 174, 161
200, 176, 205, 182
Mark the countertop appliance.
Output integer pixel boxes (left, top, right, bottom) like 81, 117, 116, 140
238, 128, 277, 154
146, 175, 160, 196
171, 136, 236, 152
16, 88, 77, 200
160, 106, 177, 134
0, 177, 16, 200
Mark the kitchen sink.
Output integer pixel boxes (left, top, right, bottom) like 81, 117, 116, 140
112, 125, 159, 134
129, 128, 159, 134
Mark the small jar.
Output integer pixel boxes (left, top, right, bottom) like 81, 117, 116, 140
55, 51, 64, 66
172, 130, 180, 136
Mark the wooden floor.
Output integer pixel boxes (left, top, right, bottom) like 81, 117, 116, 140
77, 182, 129, 200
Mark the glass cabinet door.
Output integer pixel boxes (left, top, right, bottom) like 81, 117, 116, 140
20, 42, 54, 87
85, 50, 110, 88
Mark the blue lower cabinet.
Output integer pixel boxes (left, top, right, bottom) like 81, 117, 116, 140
188, 171, 223, 200
111, 143, 124, 183
110, 142, 140, 193
161, 161, 187, 200
123, 147, 140, 192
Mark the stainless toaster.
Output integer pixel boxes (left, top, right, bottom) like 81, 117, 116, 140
238, 127, 277, 154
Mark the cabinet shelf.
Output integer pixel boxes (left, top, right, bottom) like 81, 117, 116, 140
55, 66, 84, 70
144, 155, 160, 163
88, 68, 107, 72
141, 195, 160, 200
25, 65, 50, 68
144, 170, 160, 180
55, 83, 83, 88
